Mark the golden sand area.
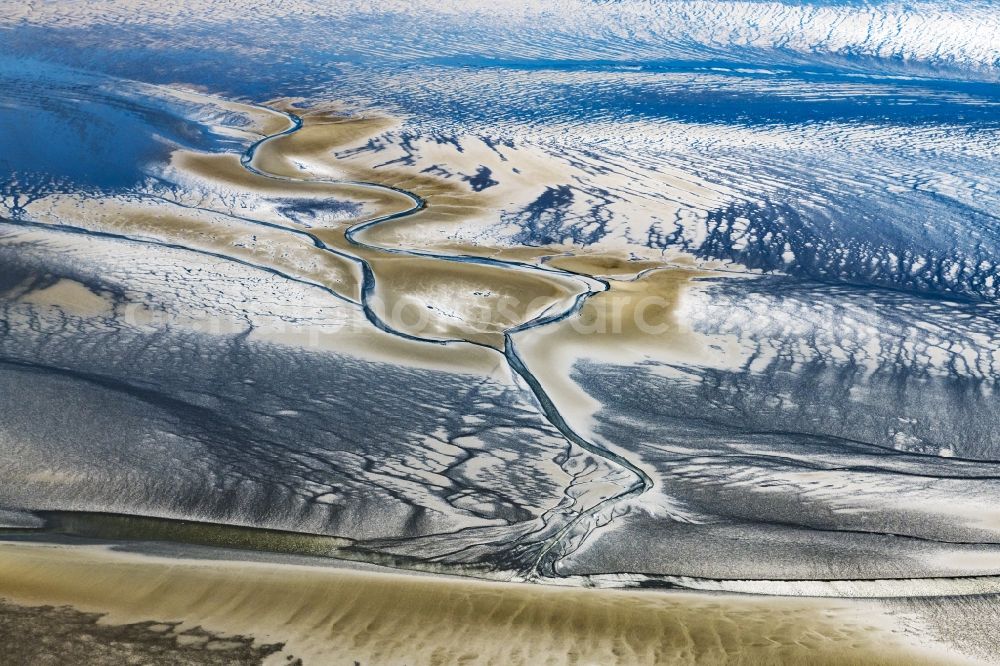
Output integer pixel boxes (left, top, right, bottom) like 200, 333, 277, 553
0, 540, 971, 665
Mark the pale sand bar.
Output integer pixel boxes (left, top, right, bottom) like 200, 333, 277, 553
0, 540, 973, 665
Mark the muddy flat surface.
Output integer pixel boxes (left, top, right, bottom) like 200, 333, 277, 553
0, 599, 289, 665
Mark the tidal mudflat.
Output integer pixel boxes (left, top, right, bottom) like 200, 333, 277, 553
2, 1, 1000, 664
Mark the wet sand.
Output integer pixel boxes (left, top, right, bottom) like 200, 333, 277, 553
0, 540, 971, 665
26, 194, 364, 302
366, 254, 587, 348
510, 263, 726, 440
